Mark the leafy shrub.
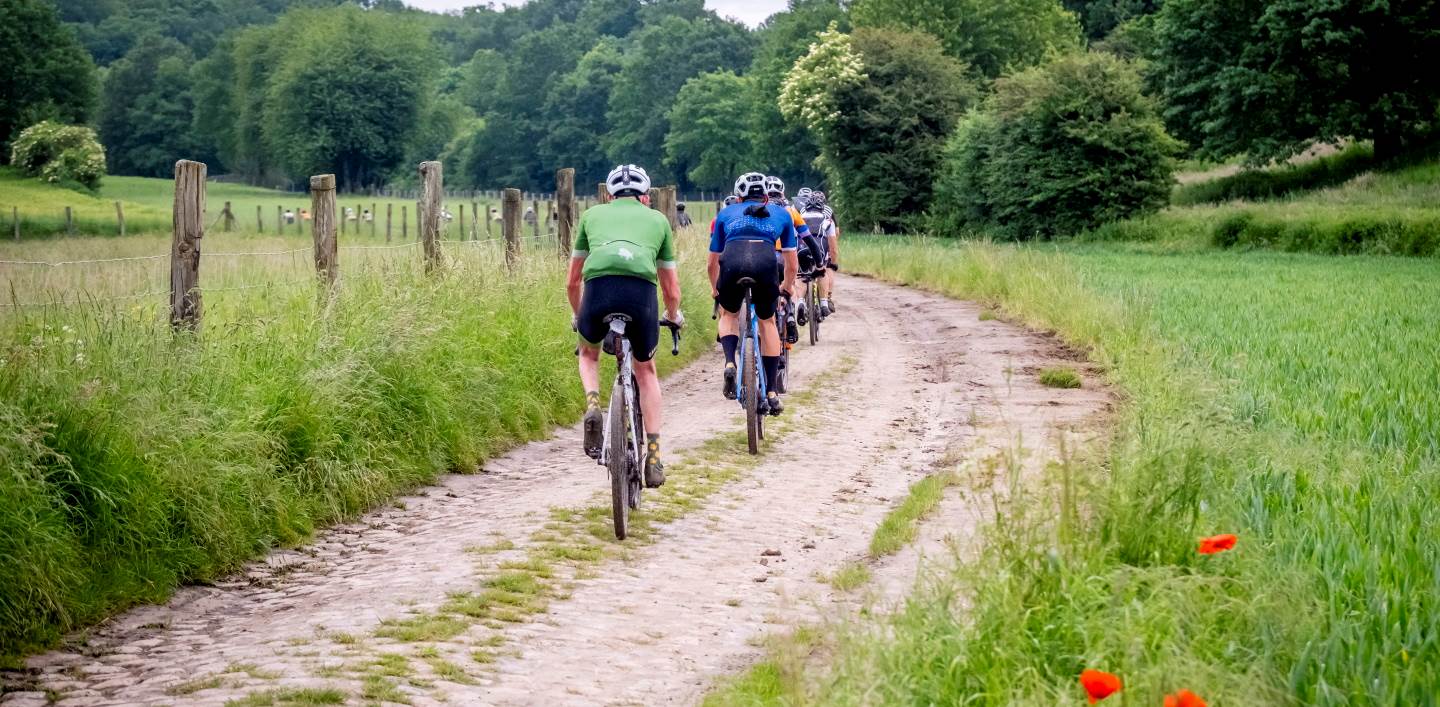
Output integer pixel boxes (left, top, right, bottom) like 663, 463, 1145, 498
1210, 211, 1440, 256
1174, 144, 1377, 205
9, 121, 106, 191
930, 52, 1179, 240
782, 27, 977, 233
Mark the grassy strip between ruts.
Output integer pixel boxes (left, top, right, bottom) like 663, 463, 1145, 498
707, 448, 978, 706
749, 238, 1438, 705
0, 230, 715, 660
214, 359, 857, 705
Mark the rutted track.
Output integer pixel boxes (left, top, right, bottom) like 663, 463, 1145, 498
2, 276, 1109, 706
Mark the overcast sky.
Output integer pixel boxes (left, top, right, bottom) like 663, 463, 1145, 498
403, 0, 788, 27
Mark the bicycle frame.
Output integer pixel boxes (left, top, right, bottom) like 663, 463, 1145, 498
733, 289, 769, 409
599, 319, 641, 472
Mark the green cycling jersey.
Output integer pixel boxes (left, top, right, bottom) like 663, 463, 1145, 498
571, 199, 676, 284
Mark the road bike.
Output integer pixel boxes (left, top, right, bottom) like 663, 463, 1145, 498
597, 315, 681, 540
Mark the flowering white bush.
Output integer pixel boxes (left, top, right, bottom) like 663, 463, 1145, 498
9, 121, 107, 191
779, 24, 866, 141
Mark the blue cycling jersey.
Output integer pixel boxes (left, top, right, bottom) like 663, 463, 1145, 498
709, 201, 799, 254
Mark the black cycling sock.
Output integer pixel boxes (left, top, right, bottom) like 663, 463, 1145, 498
763, 355, 781, 389
646, 433, 660, 461
720, 335, 739, 366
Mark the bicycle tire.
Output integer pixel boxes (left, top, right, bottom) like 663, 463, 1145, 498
629, 375, 644, 510
808, 284, 820, 345
608, 380, 630, 539
742, 294, 760, 455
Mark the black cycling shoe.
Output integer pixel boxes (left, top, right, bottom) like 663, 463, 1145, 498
796, 302, 808, 326
582, 407, 603, 459
765, 393, 784, 416
722, 363, 737, 400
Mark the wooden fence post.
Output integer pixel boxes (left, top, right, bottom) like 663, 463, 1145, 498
531, 199, 540, 240
597, 182, 609, 204
486, 203, 493, 236
255, 205, 262, 232
401, 205, 408, 240
660, 186, 679, 230
115, 201, 125, 237
65, 206, 73, 236
371, 202, 377, 237
276, 206, 283, 235
11, 207, 18, 241
420, 161, 444, 273
386, 203, 393, 243
415, 201, 422, 240
471, 201, 479, 240
502, 188, 521, 270
310, 174, 339, 287
171, 160, 205, 331
458, 203, 465, 243
556, 168, 575, 257
222, 201, 235, 232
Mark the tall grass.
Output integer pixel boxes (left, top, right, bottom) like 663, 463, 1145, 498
1171, 144, 1377, 206
812, 238, 1440, 705
0, 230, 716, 657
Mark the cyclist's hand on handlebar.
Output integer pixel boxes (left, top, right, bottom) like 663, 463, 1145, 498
665, 310, 685, 329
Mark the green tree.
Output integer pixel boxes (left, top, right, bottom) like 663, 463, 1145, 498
664, 72, 755, 190
262, 7, 439, 189
851, 0, 1081, 79
604, 13, 754, 185
99, 36, 200, 177
1154, 0, 1440, 162
746, 0, 850, 184
784, 28, 977, 232
538, 39, 626, 187
0, 0, 97, 160
933, 52, 1178, 239
1063, 0, 1160, 40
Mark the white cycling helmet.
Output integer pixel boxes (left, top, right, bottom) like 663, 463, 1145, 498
734, 172, 767, 199
764, 176, 786, 199
606, 164, 651, 198
723, 195, 741, 206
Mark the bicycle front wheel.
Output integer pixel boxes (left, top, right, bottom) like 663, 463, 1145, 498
608, 380, 630, 539
742, 296, 760, 455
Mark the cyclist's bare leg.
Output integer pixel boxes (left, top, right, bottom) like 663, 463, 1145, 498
634, 360, 661, 434
578, 341, 604, 457
578, 341, 602, 394
758, 315, 781, 356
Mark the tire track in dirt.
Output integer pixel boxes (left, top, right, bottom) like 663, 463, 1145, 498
1, 275, 1109, 706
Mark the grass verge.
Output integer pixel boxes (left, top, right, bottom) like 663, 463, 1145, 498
796, 237, 1440, 704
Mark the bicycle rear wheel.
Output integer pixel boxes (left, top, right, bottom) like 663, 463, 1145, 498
608, 380, 630, 539
741, 295, 760, 455
808, 283, 820, 345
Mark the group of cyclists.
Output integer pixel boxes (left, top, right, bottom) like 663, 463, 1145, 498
567, 164, 842, 489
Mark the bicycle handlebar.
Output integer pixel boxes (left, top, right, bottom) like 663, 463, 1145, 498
659, 318, 682, 356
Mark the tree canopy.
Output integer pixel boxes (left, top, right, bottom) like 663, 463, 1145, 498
1153, 0, 1440, 162
0, 0, 96, 160
851, 0, 1081, 79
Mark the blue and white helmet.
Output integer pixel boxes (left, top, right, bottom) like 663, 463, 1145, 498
734, 172, 767, 199
606, 164, 651, 198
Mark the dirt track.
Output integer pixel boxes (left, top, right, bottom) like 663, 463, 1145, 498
2, 275, 1109, 706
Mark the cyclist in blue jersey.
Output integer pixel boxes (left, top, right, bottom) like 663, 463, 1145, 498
710, 172, 799, 415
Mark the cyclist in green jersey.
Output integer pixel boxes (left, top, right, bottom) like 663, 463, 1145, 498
569, 164, 684, 487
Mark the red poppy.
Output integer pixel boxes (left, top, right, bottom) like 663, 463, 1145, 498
1079, 669, 1122, 703
1198, 534, 1238, 554
1164, 689, 1207, 707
